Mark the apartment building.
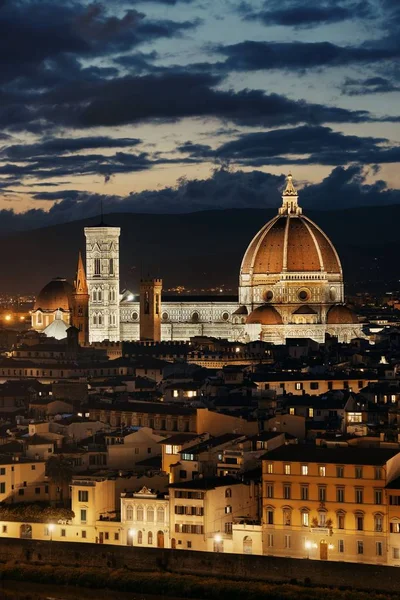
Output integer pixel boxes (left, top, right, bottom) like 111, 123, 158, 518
0, 456, 48, 503
168, 476, 259, 552
261, 446, 400, 564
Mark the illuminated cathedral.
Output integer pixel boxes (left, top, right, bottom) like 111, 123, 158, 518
31, 176, 362, 344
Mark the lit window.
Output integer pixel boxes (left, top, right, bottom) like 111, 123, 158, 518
173, 445, 180, 454
289, 408, 295, 415
267, 463, 273, 474
173, 390, 179, 398
390, 522, 400, 533
301, 511, 309, 527
284, 464, 291, 475
348, 412, 362, 423
318, 466, 326, 477
283, 508, 291, 526
295, 383, 302, 391
308, 408, 314, 418
165, 445, 173, 455
301, 465, 308, 476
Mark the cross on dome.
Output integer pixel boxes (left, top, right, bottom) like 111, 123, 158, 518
279, 173, 302, 215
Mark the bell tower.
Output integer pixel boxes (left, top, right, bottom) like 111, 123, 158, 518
72, 251, 89, 346
84, 224, 121, 343
140, 278, 162, 342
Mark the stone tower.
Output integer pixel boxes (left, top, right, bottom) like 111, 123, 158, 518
140, 278, 162, 342
84, 224, 121, 343
71, 251, 89, 346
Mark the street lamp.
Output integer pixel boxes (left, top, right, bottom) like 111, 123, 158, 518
128, 528, 136, 546
304, 540, 312, 559
48, 524, 55, 561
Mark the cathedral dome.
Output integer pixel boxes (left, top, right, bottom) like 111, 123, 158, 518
327, 305, 359, 325
34, 277, 74, 311
241, 176, 341, 276
247, 305, 283, 325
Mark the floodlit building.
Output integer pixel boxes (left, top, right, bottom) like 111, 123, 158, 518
32, 176, 362, 345
261, 445, 400, 564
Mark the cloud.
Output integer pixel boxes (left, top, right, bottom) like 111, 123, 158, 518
0, 166, 399, 236
216, 40, 400, 73
0, 1, 199, 85
239, 0, 373, 29
178, 125, 400, 167
341, 76, 400, 95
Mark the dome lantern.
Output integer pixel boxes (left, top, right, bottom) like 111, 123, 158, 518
279, 173, 302, 216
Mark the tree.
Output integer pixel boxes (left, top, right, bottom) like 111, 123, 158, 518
45, 455, 73, 507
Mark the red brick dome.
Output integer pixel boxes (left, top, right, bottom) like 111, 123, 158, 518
241, 213, 341, 276
327, 305, 358, 324
247, 305, 283, 325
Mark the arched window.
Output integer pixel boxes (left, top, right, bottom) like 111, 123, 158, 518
191, 312, 199, 323
98, 290, 102, 302
93, 290, 97, 302
337, 511, 345, 530
157, 507, 165, 523
243, 536, 252, 554
93, 315, 97, 325
374, 513, 383, 532
355, 512, 364, 531
148, 531, 153, 545
265, 506, 274, 525
137, 506, 144, 521
94, 258, 101, 276
126, 505, 133, 521
109, 258, 114, 275
147, 507, 154, 523
37, 312, 42, 325
98, 314, 102, 325
137, 530, 143, 544
225, 488, 232, 498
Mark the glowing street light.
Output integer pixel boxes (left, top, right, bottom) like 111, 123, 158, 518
128, 528, 136, 545
214, 534, 222, 543
48, 523, 55, 540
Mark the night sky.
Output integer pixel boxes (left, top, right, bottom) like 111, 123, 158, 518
0, 0, 399, 231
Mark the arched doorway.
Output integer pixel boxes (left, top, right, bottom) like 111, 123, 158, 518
20, 524, 32, 539
320, 539, 328, 560
213, 538, 224, 553
157, 530, 164, 548
171, 538, 176, 549
243, 536, 252, 555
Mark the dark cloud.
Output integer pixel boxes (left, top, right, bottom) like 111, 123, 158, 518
178, 125, 400, 167
300, 165, 400, 209
0, 136, 142, 160
239, 0, 373, 29
0, 166, 399, 236
0, 1, 199, 85
216, 40, 400, 73
341, 76, 400, 95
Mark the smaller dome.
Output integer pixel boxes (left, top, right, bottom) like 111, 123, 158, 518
327, 305, 358, 325
247, 305, 283, 325
293, 305, 317, 315
34, 278, 74, 311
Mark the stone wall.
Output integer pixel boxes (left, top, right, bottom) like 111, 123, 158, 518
1, 538, 400, 591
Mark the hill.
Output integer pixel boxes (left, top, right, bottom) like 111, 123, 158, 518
3, 205, 400, 295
